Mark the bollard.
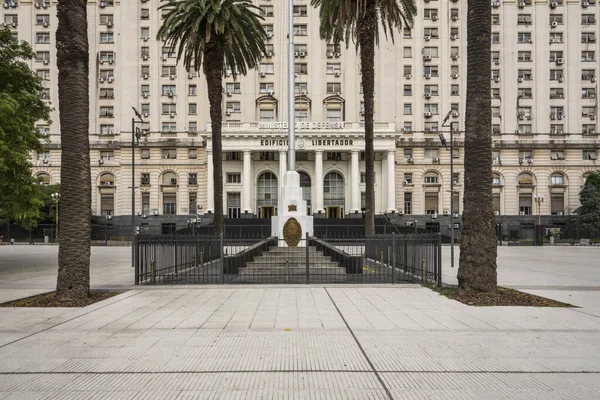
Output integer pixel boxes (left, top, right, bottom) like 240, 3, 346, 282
151, 258, 156, 284
422, 258, 426, 285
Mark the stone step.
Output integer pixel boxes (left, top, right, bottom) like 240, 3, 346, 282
266, 247, 322, 253
256, 255, 332, 262
244, 263, 342, 269
239, 268, 347, 275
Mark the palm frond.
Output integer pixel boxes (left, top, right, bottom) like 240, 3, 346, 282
156, 0, 267, 78
311, 0, 417, 48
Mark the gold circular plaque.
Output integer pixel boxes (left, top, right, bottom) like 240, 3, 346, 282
283, 217, 302, 247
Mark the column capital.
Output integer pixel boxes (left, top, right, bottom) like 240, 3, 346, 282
386, 149, 396, 154
243, 150, 252, 155
351, 149, 360, 154
314, 150, 323, 155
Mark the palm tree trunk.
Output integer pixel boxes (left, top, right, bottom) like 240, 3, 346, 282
457, 0, 497, 292
55, 0, 91, 301
204, 39, 225, 234
358, 2, 377, 236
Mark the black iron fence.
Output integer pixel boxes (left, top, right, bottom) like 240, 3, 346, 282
134, 233, 442, 285
0, 223, 126, 245
497, 223, 599, 246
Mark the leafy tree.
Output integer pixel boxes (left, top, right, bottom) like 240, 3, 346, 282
56, 0, 91, 301
576, 171, 600, 241
157, 0, 267, 234
457, 0, 498, 292
0, 26, 52, 227
311, 0, 416, 235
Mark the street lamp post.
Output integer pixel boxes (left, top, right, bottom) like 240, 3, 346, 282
131, 107, 145, 269
51, 193, 60, 242
534, 194, 544, 246
440, 110, 455, 268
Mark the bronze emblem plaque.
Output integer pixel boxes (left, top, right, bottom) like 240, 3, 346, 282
288, 204, 297, 212
283, 217, 302, 247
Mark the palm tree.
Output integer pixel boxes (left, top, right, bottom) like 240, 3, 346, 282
55, 0, 91, 301
311, 0, 416, 235
457, 0, 497, 292
158, 0, 267, 234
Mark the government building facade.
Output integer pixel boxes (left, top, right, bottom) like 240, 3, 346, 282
2, 0, 598, 232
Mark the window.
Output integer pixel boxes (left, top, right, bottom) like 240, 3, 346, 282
141, 84, 150, 96
492, 173, 501, 186
550, 124, 564, 134
518, 124, 532, 134
163, 194, 176, 215
100, 32, 114, 43
259, 109, 275, 121
424, 85, 439, 96
519, 151, 533, 162
582, 32, 596, 43
518, 51, 532, 62
141, 149, 150, 159
162, 85, 176, 96
492, 107, 501, 118
518, 69, 532, 80
188, 103, 197, 115
295, 82, 308, 94
37, 151, 50, 161
403, 65, 412, 77
259, 5, 273, 16
424, 149, 438, 160
226, 152, 242, 161
100, 106, 114, 118
37, 69, 50, 80
188, 85, 197, 96
403, 47, 412, 58
227, 193, 241, 218
162, 103, 177, 115
142, 193, 150, 215
492, 193, 501, 215
162, 122, 176, 132
451, 85, 460, 96
582, 70, 596, 81
227, 173, 241, 183
551, 106, 564, 118
518, 32, 532, 43
492, 14, 500, 25
326, 82, 342, 94
582, 14, 596, 25
582, 88, 597, 99
549, 51, 563, 62
549, 32, 563, 43
550, 88, 564, 99
423, 9, 439, 19
404, 172, 413, 184
423, 28, 439, 38
162, 47, 175, 58
293, 24, 307, 36
424, 172, 439, 184
404, 85, 412, 96
551, 193, 564, 215
188, 148, 197, 159
492, 150, 500, 163
141, 8, 150, 19
188, 192, 197, 214
518, 88, 532, 99
581, 51, 595, 62
550, 14, 563, 24
550, 70, 563, 80
326, 63, 341, 75
226, 82, 241, 94
36, 32, 50, 43
36, 14, 50, 25
162, 149, 177, 159
188, 173, 197, 185
423, 47, 438, 58
403, 27, 412, 38
100, 151, 114, 161
100, 124, 114, 135
326, 43, 342, 55
583, 124, 596, 135
518, 14, 532, 24
140, 27, 150, 40
519, 194, 532, 215
294, 63, 308, 75
293, 5, 308, 16
424, 122, 438, 132
294, 44, 308, 54
35, 51, 50, 63
424, 103, 439, 114
423, 65, 439, 77
550, 150, 565, 160
100, 14, 113, 25
550, 173, 565, 185
99, 88, 114, 99
424, 193, 439, 215
403, 103, 412, 115
226, 102, 241, 113
404, 192, 412, 215
161, 65, 177, 77
403, 122, 412, 132
259, 82, 275, 94
326, 108, 342, 122
583, 150, 597, 160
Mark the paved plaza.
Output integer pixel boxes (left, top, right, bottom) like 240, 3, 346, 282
0, 245, 599, 398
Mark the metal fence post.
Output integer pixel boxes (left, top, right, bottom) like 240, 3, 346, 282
437, 233, 442, 288
305, 232, 309, 284
391, 233, 396, 283
422, 258, 426, 285
134, 235, 139, 285
220, 232, 225, 284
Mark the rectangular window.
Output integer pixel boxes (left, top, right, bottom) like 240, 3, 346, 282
162, 122, 176, 132
226, 102, 241, 113
259, 82, 275, 93
141, 193, 150, 215
259, 109, 275, 121
424, 148, 439, 159
404, 192, 412, 215
326, 82, 342, 94
293, 5, 308, 16
228, 192, 241, 219
100, 151, 114, 161
492, 193, 501, 214
293, 24, 308, 36
424, 193, 439, 215
188, 148, 197, 159
141, 149, 150, 159
162, 149, 177, 159
519, 194, 532, 215
163, 194, 176, 215
36, 32, 50, 43
294, 63, 308, 75
100, 32, 114, 43
583, 150, 597, 160
188, 103, 197, 115
227, 173, 241, 183
226, 82, 241, 94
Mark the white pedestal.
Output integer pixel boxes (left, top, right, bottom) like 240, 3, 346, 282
271, 171, 314, 247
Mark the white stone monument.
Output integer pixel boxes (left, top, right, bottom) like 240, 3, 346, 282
271, 0, 313, 246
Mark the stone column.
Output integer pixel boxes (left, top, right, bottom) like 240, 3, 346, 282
314, 150, 324, 213
243, 150, 252, 213
207, 150, 214, 212
386, 150, 396, 212
279, 150, 287, 187
351, 150, 360, 212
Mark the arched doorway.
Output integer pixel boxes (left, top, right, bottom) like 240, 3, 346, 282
299, 171, 312, 215
257, 172, 278, 218
324, 171, 344, 218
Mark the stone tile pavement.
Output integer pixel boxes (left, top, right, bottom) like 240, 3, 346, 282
1, 287, 600, 399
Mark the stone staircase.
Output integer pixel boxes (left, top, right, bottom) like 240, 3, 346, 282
238, 246, 347, 283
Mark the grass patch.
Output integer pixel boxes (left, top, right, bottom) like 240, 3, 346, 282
428, 285, 576, 307
0, 291, 122, 308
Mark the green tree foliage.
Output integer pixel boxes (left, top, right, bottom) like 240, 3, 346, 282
157, 0, 267, 233
576, 171, 600, 239
0, 26, 52, 226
